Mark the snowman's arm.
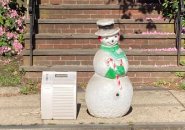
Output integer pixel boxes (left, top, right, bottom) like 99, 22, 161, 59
93, 51, 115, 78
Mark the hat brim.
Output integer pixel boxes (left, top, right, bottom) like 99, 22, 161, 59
95, 27, 120, 37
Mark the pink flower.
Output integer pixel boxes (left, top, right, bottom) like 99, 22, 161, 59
1, 1, 8, 6
13, 33, 18, 39
0, 46, 11, 54
9, 10, 18, 18
12, 40, 23, 53
6, 32, 14, 39
19, 28, 24, 33
16, 19, 22, 27
0, 26, 5, 36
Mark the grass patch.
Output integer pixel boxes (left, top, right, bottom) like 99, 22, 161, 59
0, 58, 21, 87
180, 60, 185, 66
179, 82, 185, 90
0, 56, 39, 95
20, 81, 38, 95
175, 72, 185, 78
153, 80, 171, 87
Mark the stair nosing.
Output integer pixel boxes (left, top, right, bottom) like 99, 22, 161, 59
21, 49, 185, 56
39, 4, 161, 10
19, 65, 185, 72
25, 18, 173, 24
24, 33, 178, 39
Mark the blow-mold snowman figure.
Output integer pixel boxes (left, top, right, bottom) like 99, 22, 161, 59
85, 19, 133, 118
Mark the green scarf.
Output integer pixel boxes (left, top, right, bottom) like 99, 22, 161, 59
100, 43, 127, 79
100, 44, 127, 60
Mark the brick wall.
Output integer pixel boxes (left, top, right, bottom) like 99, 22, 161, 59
24, 71, 179, 87
22, 55, 178, 66
25, 39, 176, 49
40, 0, 121, 5
39, 9, 161, 19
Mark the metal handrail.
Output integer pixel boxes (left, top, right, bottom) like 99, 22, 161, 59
176, 0, 184, 66
28, 0, 36, 66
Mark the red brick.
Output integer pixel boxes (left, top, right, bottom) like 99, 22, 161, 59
134, 56, 148, 61
150, 72, 174, 78
80, 61, 93, 65
136, 72, 151, 77
51, 61, 65, 65
142, 78, 158, 84
62, 0, 77, 4
62, 56, 76, 60
65, 61, 81, 65
76, 56, 92, 60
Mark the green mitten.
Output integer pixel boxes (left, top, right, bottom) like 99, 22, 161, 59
105, 68, 116, 79
116, 66, 125, 76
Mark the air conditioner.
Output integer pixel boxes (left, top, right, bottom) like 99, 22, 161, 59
41, 71, 77, 119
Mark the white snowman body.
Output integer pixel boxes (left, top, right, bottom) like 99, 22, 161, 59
85, 32, 133, 118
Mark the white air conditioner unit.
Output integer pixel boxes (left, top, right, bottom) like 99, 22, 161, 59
41, 71, 77, 119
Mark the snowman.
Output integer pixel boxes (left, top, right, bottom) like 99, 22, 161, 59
85, 19, 133, 118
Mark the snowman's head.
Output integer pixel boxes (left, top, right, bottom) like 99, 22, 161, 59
98, 33, 120, 47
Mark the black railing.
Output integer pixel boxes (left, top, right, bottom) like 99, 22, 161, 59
29, 0, 36, 66
176, 0, 185, 66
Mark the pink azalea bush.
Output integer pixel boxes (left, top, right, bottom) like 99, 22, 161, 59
0, 0, 25, 56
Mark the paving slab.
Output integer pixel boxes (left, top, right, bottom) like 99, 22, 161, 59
44, 90, 185, 125
0, 95, 41, 125
0, 87, 20, 96
0, 89, 185, 127
168, 90, 185, 107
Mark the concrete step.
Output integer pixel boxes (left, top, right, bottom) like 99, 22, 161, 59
26, 18, 174, 34
20, 65, 185, 85
20, 65, 185, 72
22, 48, 185, 56
24, 33, 178, 49
39, 4, 160, 10
25, 38, 176, 50
25, 38, 177, 50
39, 4, 161, 19
26, 18, 172, 24
25, 33, 179, 39
42, 0, 119, 5
22, 48, 184, 66
2, 124, 185, 130
40, 0, 160, 5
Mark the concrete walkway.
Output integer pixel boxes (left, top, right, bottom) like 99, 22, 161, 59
0, 88, 185, 129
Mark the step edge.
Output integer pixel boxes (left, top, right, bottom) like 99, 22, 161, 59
25, 18, 173, 24
19, 65, 185, 72
21, 49, 185, 56
39, 4, 161, 10
24, 33, 178, 39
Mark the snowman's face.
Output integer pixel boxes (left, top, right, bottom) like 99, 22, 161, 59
100, 34, 120, 46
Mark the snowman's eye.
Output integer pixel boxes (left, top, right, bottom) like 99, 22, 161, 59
105, 37, 108, 39
115, 35, 117, 38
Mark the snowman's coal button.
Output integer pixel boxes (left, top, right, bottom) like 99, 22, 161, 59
116, 93, 120, 97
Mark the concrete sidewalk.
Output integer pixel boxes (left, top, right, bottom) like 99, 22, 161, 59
0, 88, 185, 129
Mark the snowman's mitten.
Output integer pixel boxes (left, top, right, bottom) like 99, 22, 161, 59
105, 68, 116, 79
115, 66, 125, 76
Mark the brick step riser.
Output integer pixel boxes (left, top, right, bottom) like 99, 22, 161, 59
40, 9, 161, 19
24, 71, 178, 86
40, 0, 159, 5
26, 23, 174, 34
25, 39, 176, 49
41, 0, 119, 5
22, 55, 178, 66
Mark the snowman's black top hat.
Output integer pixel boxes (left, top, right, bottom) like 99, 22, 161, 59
95, 19, 120, 37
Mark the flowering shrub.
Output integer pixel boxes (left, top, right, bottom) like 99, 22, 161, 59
0, 0, 25, 56
162, 0, 185, 26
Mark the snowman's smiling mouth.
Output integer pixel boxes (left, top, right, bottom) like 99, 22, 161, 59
107, 42, 117, 46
